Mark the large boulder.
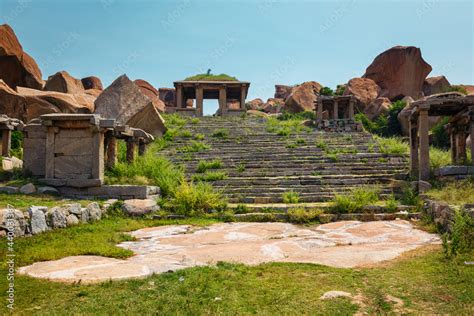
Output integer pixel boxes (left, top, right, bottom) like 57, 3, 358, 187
423, 76, 451, 96
0, 79, 27, 120
158, 88, 176, 107
363, 46, 432, 100
17, 87, 94, 120
246, 98, 264, 110
44, 71, 85, 94
364, 97, 391, 120
274, 85, 293, 99
343, 77, 380, 106
95, 75, 166, 137
263, 98, 285, 114
0, 208, 26, 237
134, 79, 165, 112
460, 85, 474, 95
284, 81, 322, 113
0, 24, 43, 90
81, 76, 103, 90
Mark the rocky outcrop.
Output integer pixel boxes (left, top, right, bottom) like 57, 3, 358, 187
365, 97, 391, 120
0, 24, 43, 90
246, 98, 264, 110
158, 88, 176, 107
363, 46, 432, 100
460, 85, 474, 95
343, 77, 380, 106
274, 85, 293, 99
81, 76, 103, 90
284, 81, 322, 113
423, 76, 451, 96
94, 74, 166, 136
262, 98, 285, 114
0, 79, 27, 120
17, 87, 94, 121
44, 71, 85, 94
134, 79, 165, 112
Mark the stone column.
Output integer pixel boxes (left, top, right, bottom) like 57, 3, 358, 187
138, 139, 147, 156
106, 136, 117, 169
348, 99, 355, 120
219, 86, 227, 116
126, 138, 136, 163
91, 129, 104, 181
471, 120, 474, 165
45, 126, 56, 179
176, 85, 183, 109
408, 117, 419, 178
196, 86, 204, 117
449, 126, 457, 164
418, 107, 430, 181
316, 98, 323, 123
1, 129, 12, 157
333, 100, 339, 120
456, 127, 467, 164
240, 85, 246, 110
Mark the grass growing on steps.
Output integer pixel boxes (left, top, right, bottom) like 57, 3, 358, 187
196, 159, 223, 173
266, 116, 311, 136
192, 171, 227, 182
331, 187, 379, 213
282, 191, 300, 204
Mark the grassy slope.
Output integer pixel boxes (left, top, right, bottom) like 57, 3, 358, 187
0, 215, 473, 314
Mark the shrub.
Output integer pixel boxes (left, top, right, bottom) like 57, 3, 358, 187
429, 147, 451, 169
10, 130, 23, 158
233, 204, 250, 214
331, 187, 379, 213
211, 128, 229, 138
442, 209, 474, 258
283, 191, 300, 204
335, 84, 345, 96
277, 111, 316, 121
163, 181, 227, 216
443, 85, 468, 95
375, 136, 408, 154
179, 130, 193, 138
319, 86, 334, 96
194, 133, 205, 140
287, 208, 323, 223
192, 171, 227, 182
316, 140, 328, 151
385, 194, 399, 212
327, 153, 339, 162
400, 185, 422, 209
426, 178, 474, 206
196, 159, 222, 173
178, 141, 210, 153
190, 118, 200, 124
355, 101, 405, 137
431, 117, 450, 149
236, 162, 246, 173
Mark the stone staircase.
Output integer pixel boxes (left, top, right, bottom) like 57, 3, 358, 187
160, 116, 409, 210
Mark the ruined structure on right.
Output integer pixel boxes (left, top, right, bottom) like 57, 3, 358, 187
408, 93, 474, 181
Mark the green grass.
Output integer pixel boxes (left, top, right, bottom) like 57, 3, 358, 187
266, 117, 311, 136
426, 178, 474, 206
374, 136, 408, 154
235, 162, 246, 173
331, 187, 380, 213
192, 171, 227, 182
211, 128, 229, 139
1, 238, 472, 314
196, 159, 223, 173
287, 208, 323, 223
0, 194, 96, 211
282, 191, 300, 204
177, 141, 210, 153
184, 73, 238, 81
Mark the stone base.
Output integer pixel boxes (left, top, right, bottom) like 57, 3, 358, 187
40, 178, 103, 188
317, 119, 363, 132
175, 108, 198, 117
57, 185, 160, 200
223, 109, 246, 117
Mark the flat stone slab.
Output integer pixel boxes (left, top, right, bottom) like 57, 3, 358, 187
18, 220, 440, 283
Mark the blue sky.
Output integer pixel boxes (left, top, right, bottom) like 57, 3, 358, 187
1, 0, 473, 114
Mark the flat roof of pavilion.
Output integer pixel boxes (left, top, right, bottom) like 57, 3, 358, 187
174, 80, 250, 85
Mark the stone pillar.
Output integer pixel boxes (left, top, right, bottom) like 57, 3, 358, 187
317, 98, 323, 123
1, 129, 12, 157
418, 108, 430, 181
408, 117, 419, 178
219, 86, 227, 116
91, 129, 104, 181
176, 85, 183, 109
456, 128, 467, 164
126, 138, 136, 163
45, 126, 56, 179
106, 136, 117, 169
196, 86, 204, 117
348, 99, 355, 120
449, 126, 457, 164
333, 100, 339, 120
138, 139, 147, 156
471, 121, 474, 165
240, 85, 246, 110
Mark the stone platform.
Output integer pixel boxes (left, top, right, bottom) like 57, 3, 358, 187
18, 220, 440, 283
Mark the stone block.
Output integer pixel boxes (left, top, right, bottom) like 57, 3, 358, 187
0, 186, 19, 194
0, 208, 26, 237
54, 137, 92, 155
437, 166, 468, 177
28, 206, 48, 234
53, 156, 92, 179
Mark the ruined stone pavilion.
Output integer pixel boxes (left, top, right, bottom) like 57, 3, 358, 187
172, 80, 250, 116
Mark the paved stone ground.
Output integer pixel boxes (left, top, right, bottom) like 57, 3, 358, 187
19, 220, 440, 283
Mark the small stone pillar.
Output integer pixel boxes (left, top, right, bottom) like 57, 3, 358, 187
106, 136, 117, 169
418, 107, 430, 181
176, 84, 183, 109
219, 86, 227, 116
348, 99, 355, 120
333, 100, 339, 120
138, 139, 147, 156
1, 129, 12, 157
470, 106, 474, 165
240, 85, 246, 110
408, 116, 419, 178
455, 127, 467, 164
449, 125, 457, 164
126, 138, 136, 163
196, 86, 204, 117
317, 98, 323, 123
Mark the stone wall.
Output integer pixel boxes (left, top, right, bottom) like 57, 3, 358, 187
0, 201, 115, 237
423, 199, 474, 232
